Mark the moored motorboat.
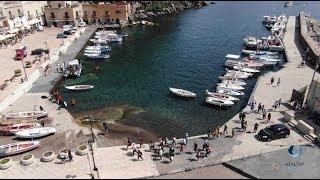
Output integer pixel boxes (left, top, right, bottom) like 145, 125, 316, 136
0, 141, 40, 157
84, 53, 110, 59
217, 82, 245, 91
15, 127, 56, 139
205, 97, 234, 107
233, 66, 260, 73
204, 89, 239, 101
0, 123, 41, 136
217, 87, 244, 96
65, 85, 94, 91
218, 76, 246, 84
224, 72, 249, 79
243, 36, 257, 48
221, 79, 247, 86
4, 111, 48, 119
224, 54, 241, 67
226, 69, 253, 77
63, 59, 82, 78
169, 87, 196, 98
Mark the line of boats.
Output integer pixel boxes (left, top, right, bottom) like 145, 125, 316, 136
0, 111, 56, 157
169, 14, 288, 107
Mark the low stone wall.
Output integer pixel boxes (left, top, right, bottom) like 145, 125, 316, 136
296, 120, 315, 134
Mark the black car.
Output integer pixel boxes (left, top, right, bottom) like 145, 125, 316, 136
31, 48, 50, 55
63, 30, 71, 35
57, 33, 68, 38
257, 124, 290, 142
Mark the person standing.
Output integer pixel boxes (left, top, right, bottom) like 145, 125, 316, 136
102, 122, 108, 134
231, 128, 235, 138
185, 133, 189, 144
137, 150, 143, 160
34, 105, 37, 111
40, 121, 45, 127
223, 125, 228, 134
258, 103, 262, 113
169, 149, 174, 162
207, 128, 211, 140
217, 126, 220, 137
132, 143, 137, 155
68, 149, 73, 162
267, 113, 271, 123
179, 143, 184, 154
139, 137, 144, 148
241, 119, 244, 130
262, 109, 267, 119
254, 123, 259, 133
239, 111, 242, 120
278, 98, 282, 107
172, 136, 176, 147
193, 141, 198, 153
183, 137, 187, 147
150, 141, 155, 152
165, 136, 169, 146
276, 78, 281, 86
243, 121, 248, 131
250, 103, 254, 113
270, 77, 275, 85
127, 138, 132, 148
159, 148, 163, 160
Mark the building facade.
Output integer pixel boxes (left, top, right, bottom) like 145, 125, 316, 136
0, 1, 47, 34
82, 2, 131, 25
306, 78, 320, 114
44, 1, 82, 27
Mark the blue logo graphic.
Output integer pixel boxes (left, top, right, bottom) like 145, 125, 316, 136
288, 145, 302, 157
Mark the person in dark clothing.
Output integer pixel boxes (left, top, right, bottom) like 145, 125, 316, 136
137, 150, 143, 160
270, 77, 275, 85
139, 137, 144, 148
258, 103, 262, 113
205, 148, 211, 157
267, 113, 271, 123
223, 125, 228, 134
68, 149, 73, 162
127, 138, 132, 148
239, 112, 242, 121
102, 122, 108, 134
254, 123, 259, 133
196, 150, 201, 160
207, 128, 211, 140
231, 128, 235, 137
39, 106, 44, 111
241, 119, 244, 130
193, 141, 198, 153
243, 113, 246, 120
150, 141, 155, 151
262, 109, 267, 119
40, 121, 45, 127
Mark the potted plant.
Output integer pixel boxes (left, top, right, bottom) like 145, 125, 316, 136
14, 69, 22, 77
21, 154, 35, 165
0, 157, 13, 170
42, 151, 55, 162
76, 144, 89, 156
59, 148, 68, 159
25, 61, 32, 68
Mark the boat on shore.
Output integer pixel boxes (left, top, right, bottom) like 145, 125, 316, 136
15, 127, 56, 139
0, 123, 41, 136
4, 111, 48, 119
169, 87, 196, 98
205, 97, 234, 107
0, 141, 40, 157
204, 89, 239, 101
217, 87, 244, 96
65, 85, 94, 91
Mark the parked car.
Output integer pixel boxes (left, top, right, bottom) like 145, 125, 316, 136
31, 48, 49, 55
78, 22, 86, 27
57, 33, 68, 38
257, 123, 290, 142
63, 31, 71, 35
36, 25, 44, 31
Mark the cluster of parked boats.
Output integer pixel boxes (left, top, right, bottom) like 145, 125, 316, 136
169, 14, 288, 107
0, 111, 55, 157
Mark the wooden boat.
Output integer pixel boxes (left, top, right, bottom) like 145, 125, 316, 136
65, 85, 94, 91
15, 127, 56, 139
217, 82, 245, 91
169, 87, 196, 98
205, 97, 234, 107
0, 141, 40, 157
204, 89, 239, 101
0, 123, 41, 136
4, 111, 48, 119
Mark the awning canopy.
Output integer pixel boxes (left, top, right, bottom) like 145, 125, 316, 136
226, 54, 240, 59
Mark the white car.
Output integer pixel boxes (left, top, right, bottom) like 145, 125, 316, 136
78, 22, 86, 27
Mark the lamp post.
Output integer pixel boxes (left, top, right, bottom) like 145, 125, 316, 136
87, 115, 98, 177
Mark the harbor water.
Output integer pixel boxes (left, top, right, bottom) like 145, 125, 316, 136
58, 1, 320, 137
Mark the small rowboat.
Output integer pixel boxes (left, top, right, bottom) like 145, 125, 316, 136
15, 127, 56, 139
0, 141, 40, 157
205, 97, 234, 107
65, 85, 94, 91
204, 89, 239, 101
4, 111, 48, 119
0, 123, 41, 136
169, 87, 196, 98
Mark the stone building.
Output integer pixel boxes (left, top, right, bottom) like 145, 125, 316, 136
0, 1, 47, 34
306, 78, 320, 113
44, 1, 82, 27
82, 1, 131, 25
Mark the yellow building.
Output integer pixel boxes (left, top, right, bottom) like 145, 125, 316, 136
82, 2, 131, 25
44, 1, 82, 27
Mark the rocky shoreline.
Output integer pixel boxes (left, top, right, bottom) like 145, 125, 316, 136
129, 1, 215, 21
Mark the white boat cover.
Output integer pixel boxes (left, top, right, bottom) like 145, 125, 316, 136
226, 54, 240, 59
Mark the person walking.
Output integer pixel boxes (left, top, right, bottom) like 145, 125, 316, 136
254, 123, 259, 133
217, 126, 220, 137
179, 143, 184, 154
139, 137, 144, 148
243, 113, 246, 120
68, 149, 73, 162
40, 121, 45, 127
276, 78, 280, 86
258, 103, 262, 113
243, 121, 248, 131
270, 77, 275, 85
102, 122, 108, 134
250, 103, 254, 113
172, 136, 176, 147
207, 128, 211, 140
127, 138, 132, 148
193, 141, 198, 153
185, 133, 189, 144
231, 128, 235, 138
159, 147, 163, 160
239, 111, 242, 121
261, 105, 265, 112
164, 136, 168, 146
223, 125, 228, 134
150, 141, 155, 152
196, 150, 201, 160
34, 105, 37, 111
278, 98, 282, 107
241, 119, 244, 130
267, 113, 271, 123
262, 109, 267, 119
183, 137, 187, 147
169, 149, 174, 162
132, 143, 137, 155
39, 106, 44, 111
137, 150, 143, 160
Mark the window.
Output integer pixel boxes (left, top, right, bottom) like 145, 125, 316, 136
93, 11, 96, 16
115, 10, 121, 14
105, 11, 109, 15
50, 12, 54, 18
65, 12, 69, 18
58, 4, 61, 8
84, 11, 87, 17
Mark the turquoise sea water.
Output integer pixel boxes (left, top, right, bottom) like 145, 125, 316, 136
58, 1, 320, 137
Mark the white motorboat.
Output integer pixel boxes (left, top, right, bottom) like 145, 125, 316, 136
217, 87, 244, 96
267, 35, 284, 52
218, 76, 246, 84
205, 97, 234, 107
259, 56, 282, 62
4, 111, 48, 119
233, 66, 260, 73
221, 79, 247, 86
251, 51, 279, 57
85, 45, 111, 50
84, 53, 110, 59
262, 15, 277, 24
65, 85, 94, 91
241, 49, 256, 55
63, 59, 82, 78
226, 69, 253, 77
243, 36, 257, 48
224, 72, 249, 79
204, 89, 239, 101
84, 49, 110, 54
217, 82, 245, 91
15, 127, 56, 139
169, 87, 196, 98
224, 54, 241, 67
284, 1, 293, 7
